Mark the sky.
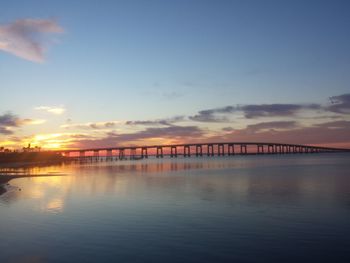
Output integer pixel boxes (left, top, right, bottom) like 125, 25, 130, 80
0, 0, 350, 150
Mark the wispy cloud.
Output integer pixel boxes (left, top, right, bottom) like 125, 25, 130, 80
125, 116, 184, 126
110, 125, 203, 142
189, 104, 321, 122
240, 104, 321, 119
0, 113, 20, 134
21, 119, 46, 125
62, 117, 185, 130
190, 106, 235, 122
189, 108, 231, 122
0, 112, 41, 134
328, 93, 350, 114
208, 120, 350, 147
71, 125, 204, 148
61, 121, 122, 130
0, 18, 63, 62
245, 121, 299, 132
189, 94, 350, 123
35, 106, 66, 115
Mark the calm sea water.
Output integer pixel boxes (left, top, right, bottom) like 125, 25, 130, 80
0, 154, 349, 263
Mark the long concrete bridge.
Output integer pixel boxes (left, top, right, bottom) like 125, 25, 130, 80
56, 142, 349, 161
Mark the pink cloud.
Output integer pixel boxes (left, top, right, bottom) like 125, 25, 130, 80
66, 120, 350, 150
208, 120, 350, 147
0, 18, 63, 62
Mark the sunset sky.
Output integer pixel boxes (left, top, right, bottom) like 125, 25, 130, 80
1, 0, 350, 150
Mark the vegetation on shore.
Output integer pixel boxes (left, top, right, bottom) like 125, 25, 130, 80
0, 151, 65, 164
0, 144, 65, 164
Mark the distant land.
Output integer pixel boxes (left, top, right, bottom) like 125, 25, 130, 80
0, 151, 65, 165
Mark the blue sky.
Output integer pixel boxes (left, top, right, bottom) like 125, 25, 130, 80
0, 0, 349, 149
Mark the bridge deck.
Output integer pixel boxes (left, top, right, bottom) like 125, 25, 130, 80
54, 142, 350, 160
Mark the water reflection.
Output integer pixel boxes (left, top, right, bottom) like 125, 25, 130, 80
1, 155, 349, 209
45, 198, 64, 213
0, 154, 350, 262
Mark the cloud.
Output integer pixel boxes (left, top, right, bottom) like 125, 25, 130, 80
125, 116, 185, 126
222, 127, 235, 132
0, 112, 20, 127
35, 106, 66, 115
240, 104, 321, 118
207, 120, 350, 146
67, 119, 350, 149
189, 115, 229, 122
71, 125, 204, 148
246, 121, 298, 132
313, 120, 350, 129
0, 112, 46, 135
189, 104, 321, 122
125, 120, 168, 126
189, 106, 234, 122
21, 119, 46, 125
62, 117, 185, 130
189, 93, 350, 123
0, 18, 63, 62
328, 93, 350, 114
61, 121, 121, 130
113, 125, 203, 142
0, 112, 27, 134
0, 127, 13, 135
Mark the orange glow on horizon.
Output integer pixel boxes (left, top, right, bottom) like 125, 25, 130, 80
2, 130, 350, 151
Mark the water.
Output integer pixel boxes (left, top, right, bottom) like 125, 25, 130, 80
0, 154, 349, 262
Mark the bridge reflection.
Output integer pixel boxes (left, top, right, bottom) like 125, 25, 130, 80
56, 142, 349, 161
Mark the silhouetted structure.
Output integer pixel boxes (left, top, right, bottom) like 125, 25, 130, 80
0, 151, 64, 164
57, 142, 350, 161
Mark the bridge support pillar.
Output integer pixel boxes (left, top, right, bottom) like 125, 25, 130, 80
119, 149, 125, 160
268, 145, 274, 154
276, 145, 282, 154
93, 150, 99, 161
141, 147, 148, 158
170, 146, 177, 158
106, 149, 113, 161
130, 148, 136, 160
282, 145, 286, 154
79, 151, 86, 163
207, 144, 214, 157
257, 144, 264, 154
156, 147, 163, 158
240, 144, 247, 155
196, 145, 203, 157
218, 144, 224, 156
184, 145, 191, 157
228, 144, 235, 156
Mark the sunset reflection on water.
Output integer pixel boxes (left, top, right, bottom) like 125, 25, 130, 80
1, 154, 350, 262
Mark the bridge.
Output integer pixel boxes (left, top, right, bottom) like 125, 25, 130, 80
56, 142, 350, 161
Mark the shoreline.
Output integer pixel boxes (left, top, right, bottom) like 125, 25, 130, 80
0, 183, 9, 196
0, 173, 67, 196
0, 159, 68, 169
0, 175, 17, 196
0, 175, 14, 185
